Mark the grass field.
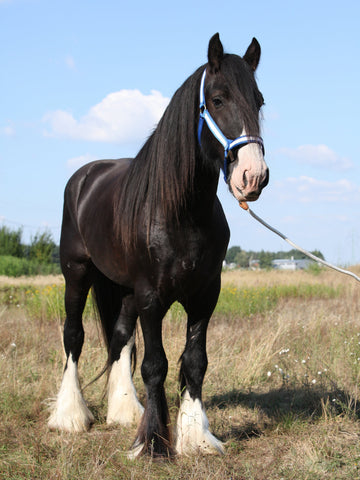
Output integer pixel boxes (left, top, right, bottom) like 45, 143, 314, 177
1, 267, 360, 479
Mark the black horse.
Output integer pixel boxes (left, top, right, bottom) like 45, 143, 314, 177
48, 33, 269, 457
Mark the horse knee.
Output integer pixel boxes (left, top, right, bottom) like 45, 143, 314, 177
182, 346, 207, 379
141, 350, 168, 388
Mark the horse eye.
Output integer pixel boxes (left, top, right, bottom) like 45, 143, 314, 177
212, 97, 223, 108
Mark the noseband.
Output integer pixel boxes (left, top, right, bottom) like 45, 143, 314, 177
197, 69, 265, 182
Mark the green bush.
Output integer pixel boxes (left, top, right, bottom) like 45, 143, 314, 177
0, 255, 60, 277
0, 226, 24, 257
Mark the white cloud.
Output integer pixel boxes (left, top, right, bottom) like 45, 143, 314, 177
273, 176, 360, 204
65, 55, 76, 70
278, 144, 353, 170
1, 124, 15, 136
43, 89, 170, 144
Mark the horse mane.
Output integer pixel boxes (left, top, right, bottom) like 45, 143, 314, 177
114, 65, 204, 251
114, 53, 263, 252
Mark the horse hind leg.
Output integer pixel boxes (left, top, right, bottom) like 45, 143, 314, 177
48, 262, 94, 432
106, 293, 144, 426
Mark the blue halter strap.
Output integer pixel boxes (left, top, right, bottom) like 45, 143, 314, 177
197, 69, 265, 182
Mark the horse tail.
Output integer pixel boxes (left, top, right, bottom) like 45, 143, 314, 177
89, 269, 137, 381
91, 269, 122, 350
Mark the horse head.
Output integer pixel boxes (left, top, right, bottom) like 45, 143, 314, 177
199, 33, 269, 202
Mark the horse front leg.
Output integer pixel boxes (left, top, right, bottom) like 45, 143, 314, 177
106, 294, 144, 426
128, 291, 172, 458
175, 275, 224, 455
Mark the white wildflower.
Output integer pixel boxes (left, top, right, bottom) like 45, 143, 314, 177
279, 348, 290, 355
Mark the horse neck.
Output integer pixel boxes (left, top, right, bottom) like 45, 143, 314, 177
186, 157, 220, 223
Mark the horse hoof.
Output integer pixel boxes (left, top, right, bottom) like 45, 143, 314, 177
48, 408, 94, 433
175, 430, 225, 456
127, 438, 175, 459
175, 390, 225, 455
47, 396, 94, 433
127, 439, 145, 459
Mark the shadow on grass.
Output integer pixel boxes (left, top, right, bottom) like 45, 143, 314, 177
208, 385, 360, 434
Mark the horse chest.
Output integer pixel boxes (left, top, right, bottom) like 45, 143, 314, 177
148, 238, 221, 297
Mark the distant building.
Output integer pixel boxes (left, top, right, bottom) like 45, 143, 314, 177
272, 257, 313, 271
222, 260, 237, 270
249, 259, 260, 270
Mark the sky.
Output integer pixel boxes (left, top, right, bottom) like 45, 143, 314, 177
1, 0, 360, 266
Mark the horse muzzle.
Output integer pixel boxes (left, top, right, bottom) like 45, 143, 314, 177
229, 146, 269, 202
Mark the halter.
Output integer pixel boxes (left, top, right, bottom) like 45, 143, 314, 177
197, 69, 265, 182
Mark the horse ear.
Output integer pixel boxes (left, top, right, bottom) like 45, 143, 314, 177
243, 37, 261, 72
208, 33, 224, 73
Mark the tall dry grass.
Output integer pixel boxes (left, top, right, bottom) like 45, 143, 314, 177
1, 268, 360, 479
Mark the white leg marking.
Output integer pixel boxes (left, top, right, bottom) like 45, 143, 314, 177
48, 355, 94, 432
127, 438, 145, 460
107, 334, 144, 425
175, 390, 224, 455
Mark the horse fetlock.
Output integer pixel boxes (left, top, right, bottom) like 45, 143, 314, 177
107, 342, 144, 425
106, 394, 144, 426
48, 401, 94, 433
48, 355, 94, 432
175, 390, 224, 455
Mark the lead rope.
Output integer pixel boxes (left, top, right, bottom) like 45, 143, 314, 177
239, 201, 360, 283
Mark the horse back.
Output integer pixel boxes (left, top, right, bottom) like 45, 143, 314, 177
60, 159, 131, 277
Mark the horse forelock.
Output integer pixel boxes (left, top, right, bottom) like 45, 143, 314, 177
220, 54, 264, 136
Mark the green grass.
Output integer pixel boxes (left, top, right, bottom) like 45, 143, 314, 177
215, 283, 341, 317
0, 270, 359, 479
0, 281, 341, 321
0, 283, 93, 322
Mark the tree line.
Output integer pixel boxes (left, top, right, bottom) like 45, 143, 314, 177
0, 225, 325, 276
0, 226, 60, 276
225, 245, 324, 269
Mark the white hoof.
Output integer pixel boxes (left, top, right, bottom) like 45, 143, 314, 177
106, 336, 144, 425
48, 356, 94, 432
127, 439, 144, 459
175, 390, 224, 455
